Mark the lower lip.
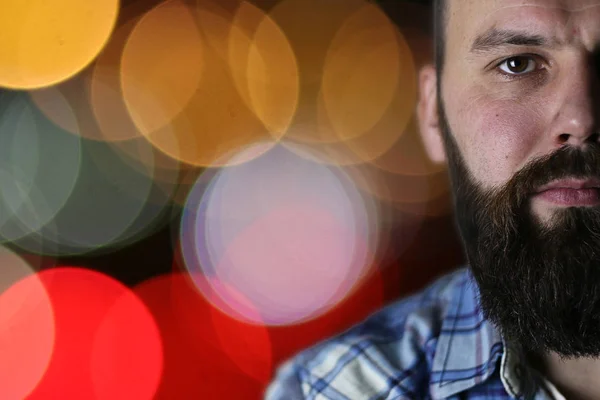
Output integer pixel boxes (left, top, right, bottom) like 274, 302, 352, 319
535, 188, 600, 206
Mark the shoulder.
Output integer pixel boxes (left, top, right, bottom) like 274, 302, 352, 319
265, 267, 469, 400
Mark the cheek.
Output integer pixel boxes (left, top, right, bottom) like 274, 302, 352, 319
457, 99, 543, 187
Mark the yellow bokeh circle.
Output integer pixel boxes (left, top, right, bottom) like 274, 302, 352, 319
0, 0, 119, 89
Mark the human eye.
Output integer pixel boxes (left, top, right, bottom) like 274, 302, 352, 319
495, 55, 543, 77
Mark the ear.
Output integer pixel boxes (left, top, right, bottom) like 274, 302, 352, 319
417, 64, 446, 164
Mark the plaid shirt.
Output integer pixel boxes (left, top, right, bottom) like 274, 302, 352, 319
265, 267, 566, 400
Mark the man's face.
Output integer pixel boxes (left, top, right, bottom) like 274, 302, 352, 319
443, 0, 600, 224
419, 0, 600, 359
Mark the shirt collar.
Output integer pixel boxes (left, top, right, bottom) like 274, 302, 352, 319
428, 268, 541, 400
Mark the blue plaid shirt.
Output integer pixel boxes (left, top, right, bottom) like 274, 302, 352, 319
265, 267, 566, 400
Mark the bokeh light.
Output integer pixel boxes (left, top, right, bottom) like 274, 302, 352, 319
0, 1, 460, 398
121, 0, 295, 167
29, 69, 110, 144
12, 138, 172, 255
0, 246, 54, 400
121, 0, 204, 135
0, 0, 119, 89
90, 278, 164, 400
263, 0, 416, 162
321, 2, 403, 141
226, 1, 299, 134
266, 0, 367, 88
269, 266, 385, 364
346, 118, 452, 217
29, 86, 80, 137
133, 273, 269, 399
265, 0, 368, 145
0, 91, 81, 246
28, 268, 163, 400
181, 142, 379, 325
89, 0, 166, 142
174, 273, 273, 384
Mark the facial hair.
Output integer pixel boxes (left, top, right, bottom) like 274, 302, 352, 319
438, 101, 600, 359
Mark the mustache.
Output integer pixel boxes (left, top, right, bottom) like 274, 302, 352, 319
488, 144, 600, 207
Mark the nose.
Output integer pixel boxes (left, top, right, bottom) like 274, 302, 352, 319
551, 54, 600, 147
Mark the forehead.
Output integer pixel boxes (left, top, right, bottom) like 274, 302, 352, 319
446, 0, 600, 48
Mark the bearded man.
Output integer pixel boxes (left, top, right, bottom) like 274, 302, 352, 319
267, 0, 600, 398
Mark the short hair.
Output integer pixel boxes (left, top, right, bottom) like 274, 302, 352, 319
433, 0, 446, 74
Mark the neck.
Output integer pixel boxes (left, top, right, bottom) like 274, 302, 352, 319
527, 350, 600, 400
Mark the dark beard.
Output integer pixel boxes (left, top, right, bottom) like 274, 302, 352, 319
438, 101, 600, 359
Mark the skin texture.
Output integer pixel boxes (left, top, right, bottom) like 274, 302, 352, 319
418, 1, 600, 399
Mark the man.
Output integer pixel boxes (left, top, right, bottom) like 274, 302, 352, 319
266, 0, 600, 398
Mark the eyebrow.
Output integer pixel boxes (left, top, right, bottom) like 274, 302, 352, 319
470, 28, 556, 53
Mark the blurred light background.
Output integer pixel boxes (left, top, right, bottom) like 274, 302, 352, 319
0, 0, 465, 398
